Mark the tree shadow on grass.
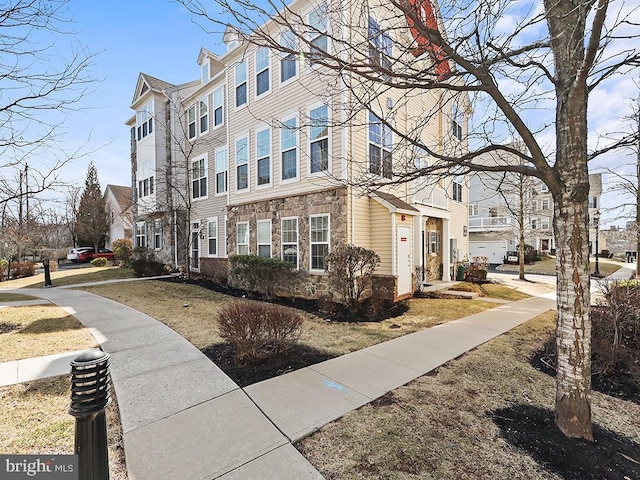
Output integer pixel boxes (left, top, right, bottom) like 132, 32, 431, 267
18, 316, 82, 335
491, 404, 640, 480
201, 343, 335, 387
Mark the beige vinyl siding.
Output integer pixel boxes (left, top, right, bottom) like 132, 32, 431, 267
350, 194, 372, 248
449, 199, 469, 258
369, 199, 393, 275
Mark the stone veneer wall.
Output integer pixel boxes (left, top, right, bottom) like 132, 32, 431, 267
226, 188, 347, 299
200, 257, 229, 284
425, 217, 444, 281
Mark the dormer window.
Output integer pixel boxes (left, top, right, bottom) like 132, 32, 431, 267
202, 60, 210, 84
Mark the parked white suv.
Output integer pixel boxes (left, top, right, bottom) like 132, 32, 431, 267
66, 247, 93, 263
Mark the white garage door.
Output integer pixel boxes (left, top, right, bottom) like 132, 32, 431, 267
469, 240, 507, 264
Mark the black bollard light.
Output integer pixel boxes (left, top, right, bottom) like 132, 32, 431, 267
69, 349, 112, 480
43, 258, 53, 287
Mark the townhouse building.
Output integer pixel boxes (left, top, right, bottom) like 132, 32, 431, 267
127, 0, 470, 299
103, 184, 132, 249
468, 159, 603, 263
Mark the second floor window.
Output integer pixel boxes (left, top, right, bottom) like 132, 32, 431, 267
281, 116, 298, 180
368, 17, 392, 72
235, 60, 247, 107
199, 97, 209, 134
256, 127, 271, 186
192, 157, 207, 199
236, 137, 249, 190
310, 105, 329, 173
452, 176, 463, 202
188, 105, 196, 140
308, 4, 328, 61
215, 147, 228, 194
280, 31, 297, 82
256, 47, 270, 96
469, 204, 479, 216
213, 88, 224, 126
369, 111, 392, 179
452, 103, 463, 140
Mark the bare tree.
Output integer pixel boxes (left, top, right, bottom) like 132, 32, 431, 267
76, 162, 108, 253
179, 0, 640, 439
0, 0, 96, 207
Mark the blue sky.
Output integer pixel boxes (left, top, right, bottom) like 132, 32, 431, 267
39, 0, 639, 227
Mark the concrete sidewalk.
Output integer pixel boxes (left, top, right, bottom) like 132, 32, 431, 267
0, 283, 553, 479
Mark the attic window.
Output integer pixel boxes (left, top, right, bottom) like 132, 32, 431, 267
141, 83, 149, 95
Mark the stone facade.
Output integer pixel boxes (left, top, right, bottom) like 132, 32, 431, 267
200, 257, 229, 284
425, 217, 444, 281
226, 187, 347, 299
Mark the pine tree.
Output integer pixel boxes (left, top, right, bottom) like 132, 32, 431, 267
76, 162, 108, 253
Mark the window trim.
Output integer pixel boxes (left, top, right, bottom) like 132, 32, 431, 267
368, 17, 392, 74
234, 60, 248, 109
135, 221, 147, 249
257, 219, 272, 258
281, 114, 299, 183
207, 217, 218, 257
281, 217, 299, 269
235, 135, 249, 192
310, 214, 330, 271
255, 47, 271, 98
255, 126, 272, 188
307, 3, 329, 65
213, 87, 224, 128
215, 146, 228, 196
308, 103, 330, 176
280, 30, 298, 85
187, 105, 197, 140
199, 95, 209, 135
237, 222, 249, 255
452, 176, 463, 202
191, 154, 208, 201
368, 110, 393, 179
428, 230, 440, 255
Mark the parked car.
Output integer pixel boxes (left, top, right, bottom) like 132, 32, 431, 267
67, 247, 93, 263
77, 248, 115, 263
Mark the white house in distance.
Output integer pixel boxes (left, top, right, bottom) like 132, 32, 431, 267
468, 156, 603, 263
126, 0, 471, 299
103, 184, 133, 249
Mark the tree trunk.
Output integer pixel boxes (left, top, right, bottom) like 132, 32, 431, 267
519, 174, 526, 280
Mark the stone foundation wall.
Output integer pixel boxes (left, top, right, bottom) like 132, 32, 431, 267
200, 257, 229, 284
371, 274, 397, 301
226, 188, 347, 299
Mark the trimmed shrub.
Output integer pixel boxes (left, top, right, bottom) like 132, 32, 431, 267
217, 301, 303, 365
10, 261, 35, 279
90, 257, 108, 267
130, 248, 167, 277
228, 255, 295, 299
325, 244, 380, 313
112, 238, 133, 267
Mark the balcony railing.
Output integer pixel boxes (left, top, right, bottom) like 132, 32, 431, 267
468, 216, 516, 231
414, 186, 448, 210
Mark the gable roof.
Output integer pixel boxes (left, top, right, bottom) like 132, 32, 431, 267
131, 73, 175, 105
104, 185, 132, 212
370, 192, 419, 214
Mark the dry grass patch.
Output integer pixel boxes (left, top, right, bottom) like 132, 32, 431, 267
298, 311, 640, 479
481, 283, 531, 301
0, 266, 135, 290
0, 293, 38, 302
499, 257, 621, 276
0, 305, 97, 362
0, 376, 128, 479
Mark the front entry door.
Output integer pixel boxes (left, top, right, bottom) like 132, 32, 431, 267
397, 226, 412, 296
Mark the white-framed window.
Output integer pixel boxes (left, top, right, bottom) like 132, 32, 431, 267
207, 218, 217, 256
369, 111, 392, 178
255, 47, 270, 97
532, 200, 537, 212
452, 103, 463, 140
469, 204, 479, 216
281, 217, 298, 268
192, 155, 208, 200
428, 231, 440, 254
256, 127, 271, 186
202, 60, 210, 84
308, 3, 328, 62
236, 136, 249, 190
541, 198, 550, 211
414, 147, 429, 187
531, 218, 538, 230
191, 222, 200, 269
213, 87, 224, 127
153, 219, 162, 249
368, 17, 392, 72
215, 147, 228, 195
235, 60, 247, 108
309, 105, 329, 174
199, 96, 209, 134
135, 221, 146, 248
310, 214, 329, 270
452, 175, 463, 202
257, 219, 272, 257
281, 116, 299, 181
540, 183, 549, 192
541, 218, 550, 230
280, 30, 297, 83
237, 222, 249, 254
187, 105, 196, 140
136, 102, 153, 141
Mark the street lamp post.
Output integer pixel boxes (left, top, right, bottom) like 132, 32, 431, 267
593, 210, 600, 277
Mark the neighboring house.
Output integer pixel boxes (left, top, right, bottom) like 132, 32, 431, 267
468, 154, 603, 262
127, 0, 470, 299
103, 184, 133, 249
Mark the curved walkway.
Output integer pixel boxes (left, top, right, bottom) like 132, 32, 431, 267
7, 267, 636, 478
